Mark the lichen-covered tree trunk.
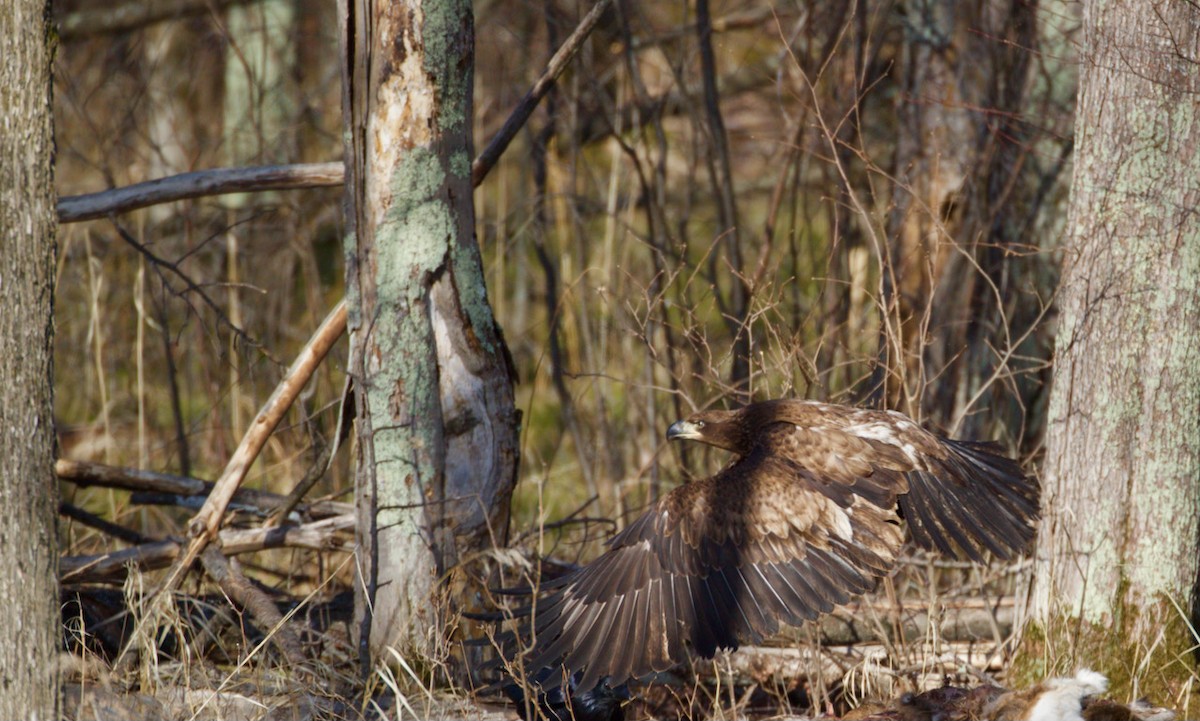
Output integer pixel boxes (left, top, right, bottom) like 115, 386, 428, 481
0, 0, 60, 716
1025, 0, 1200, 698
338, 0, 519, 665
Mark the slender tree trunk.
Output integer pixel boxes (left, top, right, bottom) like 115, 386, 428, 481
339, 0, 519, 667
0, 0, 60, 716
1024, 0, 1200, 699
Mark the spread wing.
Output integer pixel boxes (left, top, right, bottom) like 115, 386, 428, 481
517, 431, 908, 691
762, 403, 1040, 563
509, 405, 1038, 691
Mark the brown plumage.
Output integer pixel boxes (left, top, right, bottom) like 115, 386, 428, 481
512, 399, 1040, 691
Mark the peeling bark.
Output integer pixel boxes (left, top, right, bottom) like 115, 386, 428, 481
339, 0, 519, 666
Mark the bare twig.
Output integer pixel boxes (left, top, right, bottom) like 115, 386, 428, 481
112, 221, 259, 351
471, 0, 614, 187
266, 376, 356, 527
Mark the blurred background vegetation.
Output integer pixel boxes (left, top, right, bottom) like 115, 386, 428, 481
53, 0, 1075, 621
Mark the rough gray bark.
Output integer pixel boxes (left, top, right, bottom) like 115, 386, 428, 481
0, 0, 60, 716
1026, 0, 1200, 696
339, 0, 519, 664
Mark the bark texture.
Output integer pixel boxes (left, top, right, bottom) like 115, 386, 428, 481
339, 0, 519, 664
1027, 0, 1200, 697
0, 0, 60, 716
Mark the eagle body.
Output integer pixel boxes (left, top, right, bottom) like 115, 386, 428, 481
510, 399, 1040, 692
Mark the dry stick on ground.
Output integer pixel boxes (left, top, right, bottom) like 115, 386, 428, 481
199, 545, 307, 665
107, 300, 347, 675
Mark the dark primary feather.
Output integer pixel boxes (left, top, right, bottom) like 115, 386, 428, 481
502, 668, 629, 721
508, 399, 1040, 691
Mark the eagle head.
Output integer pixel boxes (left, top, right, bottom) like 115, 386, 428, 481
666, 408, 749, 453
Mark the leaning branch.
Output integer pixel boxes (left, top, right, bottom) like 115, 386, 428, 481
199, 546, 306, 665
157, 300, 348, 594
57, 162, 344, 223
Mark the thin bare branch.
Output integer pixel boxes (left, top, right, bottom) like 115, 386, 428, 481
471, 0, 614, 187
57, 162, 344, 224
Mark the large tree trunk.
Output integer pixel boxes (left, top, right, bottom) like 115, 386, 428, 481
0, 0, 60, 716
1025, 0, 1200, 699
339, 0, 520, 666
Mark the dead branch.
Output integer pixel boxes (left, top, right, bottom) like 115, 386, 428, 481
471, 0, 614, 187
696, 641, 1005, 688
59, 502, 155, 546
56, 458, 351, 520
199, 546, 306, 665
57, 162, 344, 224
787, 599, 1015, 647
57, 0, 257, 41
61, 514, 354, 584
57, 458, 205, 495
158, 300, 347, 594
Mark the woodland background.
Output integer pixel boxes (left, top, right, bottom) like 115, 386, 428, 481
54, 0, 1068, 551
38, 0, 1192, 718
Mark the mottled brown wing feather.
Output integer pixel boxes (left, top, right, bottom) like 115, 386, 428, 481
896, 438, 1039, 562
520, 437, 905, 690
757, 402, 1038, 562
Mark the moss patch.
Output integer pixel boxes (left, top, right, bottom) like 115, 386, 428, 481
1013, 592, 1199, 710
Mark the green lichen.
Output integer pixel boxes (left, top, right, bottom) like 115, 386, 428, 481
366, 144, 454, 538
375, 145, 453, 308
448, 240, 498, 355
421, 0, 470, 134
449, 149, 470, 180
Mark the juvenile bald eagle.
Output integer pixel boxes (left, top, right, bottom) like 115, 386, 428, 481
507, 399, 1039, 691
